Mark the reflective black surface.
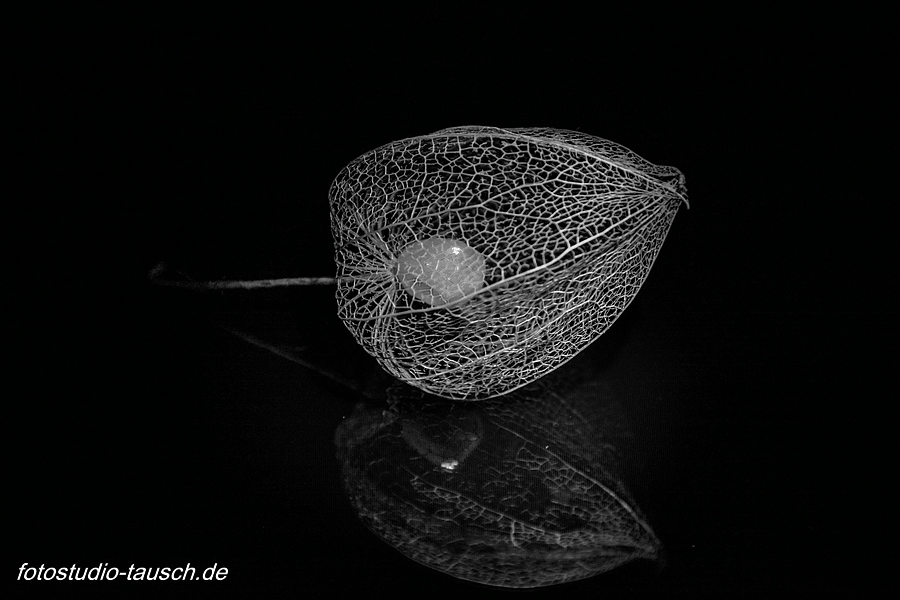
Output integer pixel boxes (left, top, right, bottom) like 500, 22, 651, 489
13, 8, 890, 599
335, 349, 659, 588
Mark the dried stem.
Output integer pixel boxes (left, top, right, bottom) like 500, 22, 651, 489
148, 262, 337, 290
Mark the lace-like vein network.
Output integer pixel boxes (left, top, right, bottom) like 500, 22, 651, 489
329, 126, 688, 400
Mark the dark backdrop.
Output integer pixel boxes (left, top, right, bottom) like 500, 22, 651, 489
13, 6, 892, 599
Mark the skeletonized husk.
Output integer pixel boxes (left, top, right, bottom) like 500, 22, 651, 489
330, 126, 687, 399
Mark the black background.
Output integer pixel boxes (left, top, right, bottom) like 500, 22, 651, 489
12, 6, 893, 599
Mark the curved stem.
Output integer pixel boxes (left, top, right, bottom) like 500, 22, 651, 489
148, 262, 337, 290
